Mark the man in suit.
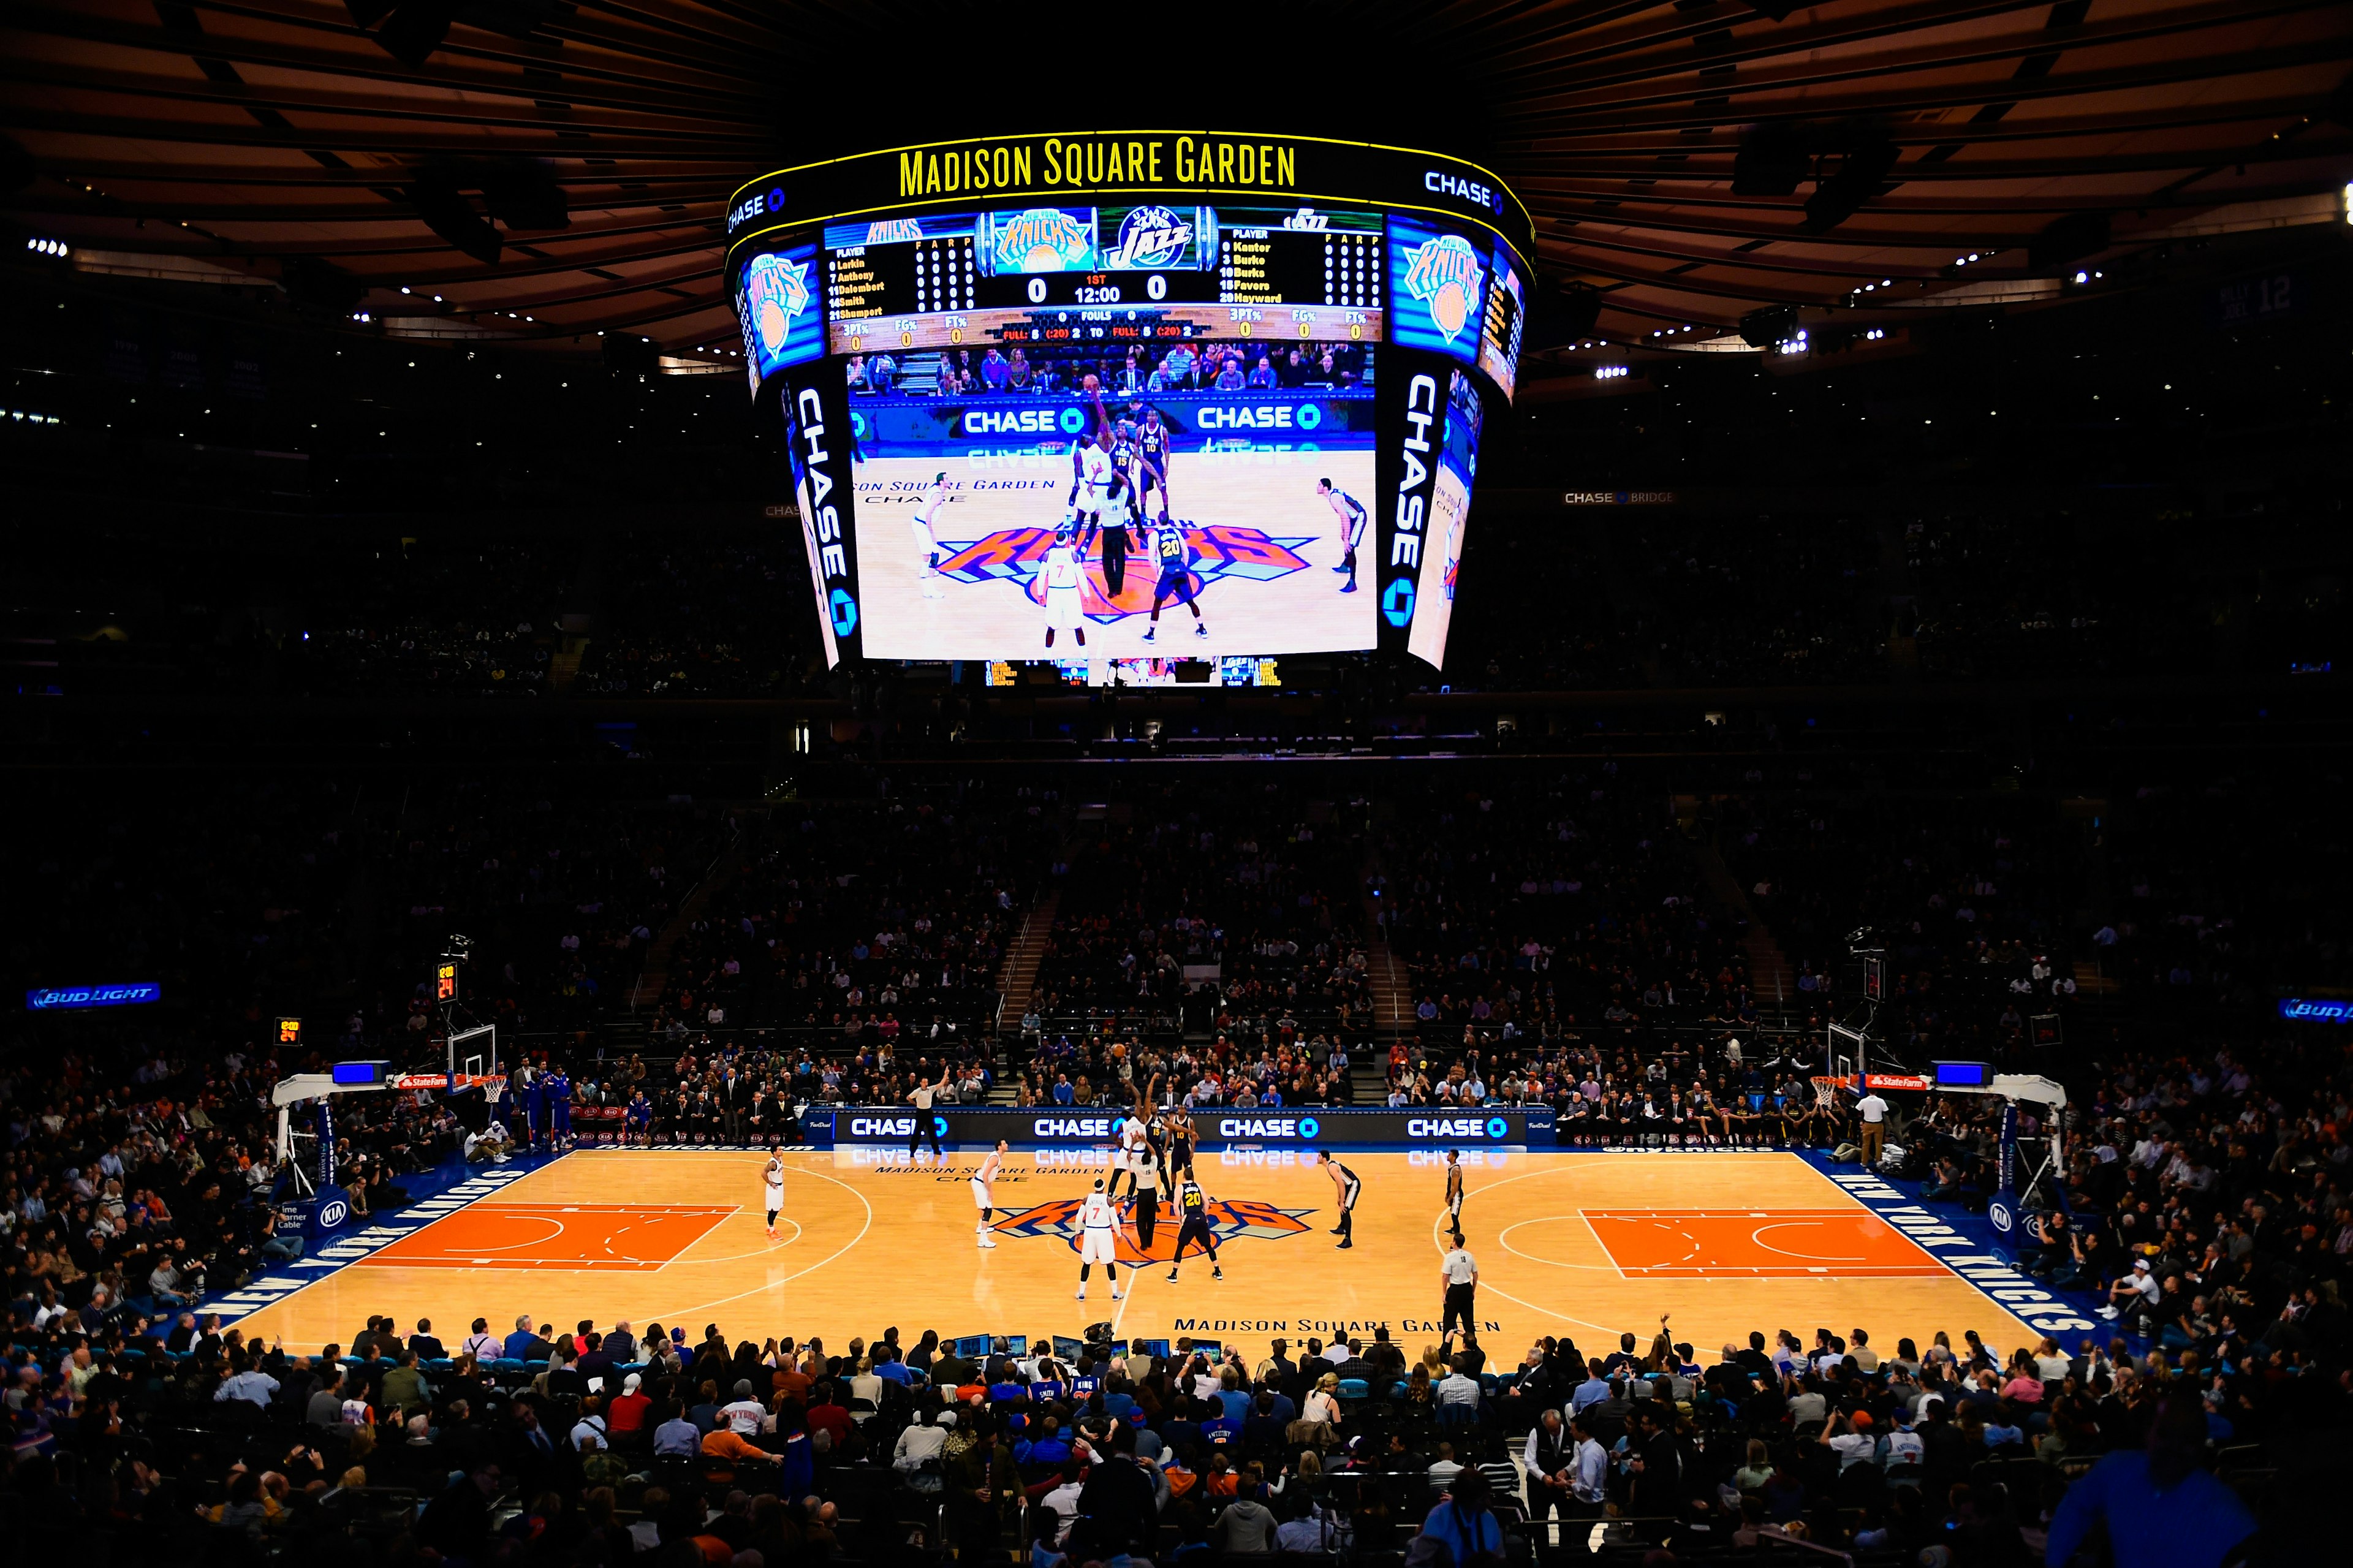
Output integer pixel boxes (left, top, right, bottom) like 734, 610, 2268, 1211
408, 1318, 447, 1360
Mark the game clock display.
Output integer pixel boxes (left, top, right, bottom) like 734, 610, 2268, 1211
726, 133, 1530, 672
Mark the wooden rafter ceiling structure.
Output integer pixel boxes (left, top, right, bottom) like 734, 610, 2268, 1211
2, 0, 2349, 376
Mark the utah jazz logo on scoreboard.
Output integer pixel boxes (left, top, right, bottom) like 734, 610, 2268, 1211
988, 208, 1094, 274
1402, 233, 1485, 347
1105, 205, 1194, 270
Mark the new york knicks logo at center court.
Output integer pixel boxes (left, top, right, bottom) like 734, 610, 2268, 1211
993, 1197, 1313, 1264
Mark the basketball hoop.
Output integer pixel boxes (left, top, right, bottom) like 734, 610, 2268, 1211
1810, 1075, 1849, 1112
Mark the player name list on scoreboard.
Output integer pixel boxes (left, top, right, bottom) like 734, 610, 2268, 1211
827, 237, 977, 323
1217, 227, 1381, 308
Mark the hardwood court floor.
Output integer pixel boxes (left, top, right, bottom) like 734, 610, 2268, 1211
231, 1150, 2040, 1361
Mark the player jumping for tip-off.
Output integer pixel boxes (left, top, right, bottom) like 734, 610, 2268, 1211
912, 471, 949, 599
1142, 512, 1207, 642
1319, 477, 1368, 594
1075, 1176, 1123, 1300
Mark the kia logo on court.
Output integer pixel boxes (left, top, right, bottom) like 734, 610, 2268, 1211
316, 1199, 349, 1229
1217, 1116, 1317, 1139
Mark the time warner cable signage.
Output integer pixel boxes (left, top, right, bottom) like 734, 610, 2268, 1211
816, 1106, 1548, 1148
27, 982, 162, 1011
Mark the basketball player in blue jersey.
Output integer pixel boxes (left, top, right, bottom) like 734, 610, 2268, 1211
521, 1061, 546, 1149
547, 1064, 573, 1148
1318, 477, 1368, 594
1142, 513, 1207, 642
1134, 407, 1173, 520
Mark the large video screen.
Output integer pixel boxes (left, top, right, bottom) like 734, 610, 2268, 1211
727, 132, 1531, 670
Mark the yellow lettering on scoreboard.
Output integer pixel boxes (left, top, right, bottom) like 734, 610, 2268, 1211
898, 137, 1301, 200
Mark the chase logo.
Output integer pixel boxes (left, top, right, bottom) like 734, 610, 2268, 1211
992, 208, 1094, 273
828, 587, 859, 635
1423, 170, 1501, 214
1407, 1116, 1512, 1140
728, 186, 786, 232
1196, 403, 1323, 431
1218, 1115, 1319, 1140
1382, 577, 1417, 627
1032, 1115, 1116, 1139
1402, 233, 1485, 346
845, 1113, 946, 1137
963, 407, 1064, 436
1107, 205, 1192, 269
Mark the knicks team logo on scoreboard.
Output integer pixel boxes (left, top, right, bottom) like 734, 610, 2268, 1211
990, 208, 1094, 273
1105, 205, 1192, 269
740, 251, 812, 364
936, 523, 1314, 623
993, 1195, 1313, 1264
865, 218, 926, 244
1401, 233, 1485, 346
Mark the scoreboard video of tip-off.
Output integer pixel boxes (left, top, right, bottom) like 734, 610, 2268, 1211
726, 133, 1531, 673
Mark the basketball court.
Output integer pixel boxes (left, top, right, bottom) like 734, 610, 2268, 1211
229, 1148, 2047, 1361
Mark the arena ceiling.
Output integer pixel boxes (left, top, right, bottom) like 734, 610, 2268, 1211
3, 1, 2349, 384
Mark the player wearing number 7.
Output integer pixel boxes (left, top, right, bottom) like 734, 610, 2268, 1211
1318, 477, 1368, 594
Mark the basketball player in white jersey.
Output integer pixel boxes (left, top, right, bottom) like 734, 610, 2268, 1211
912, 471, 949, 599
1111, 1104, 1150, 1200
762, 1149, 786, 1241
1075, 1177, 1123, 1300
1041, 525, 1086, 651
973, 1137, 1006, 1249
1317, 477, 1368, 594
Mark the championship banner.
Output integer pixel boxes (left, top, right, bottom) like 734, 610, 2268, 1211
816, 1105, 1550, 1149
780, 360, 865, 666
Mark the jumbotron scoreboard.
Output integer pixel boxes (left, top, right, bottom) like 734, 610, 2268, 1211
725, 133, 1532, 672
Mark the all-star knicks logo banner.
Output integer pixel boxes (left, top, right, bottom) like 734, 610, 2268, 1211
993, 1196, 1313, 1264
1401, 233, 1485, 346
937, 523, 1314, 623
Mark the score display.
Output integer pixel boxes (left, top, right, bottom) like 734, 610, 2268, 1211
731, 132, 1532, 674
822, 203, 1390, 357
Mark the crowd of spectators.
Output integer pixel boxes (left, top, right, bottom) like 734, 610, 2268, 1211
847, 339, 1371, 401
6, 1178, 2341, 1564
1015, 787, 1373, 1108
643, 779, 1053, 1048
1381, 777, 1755, 1051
